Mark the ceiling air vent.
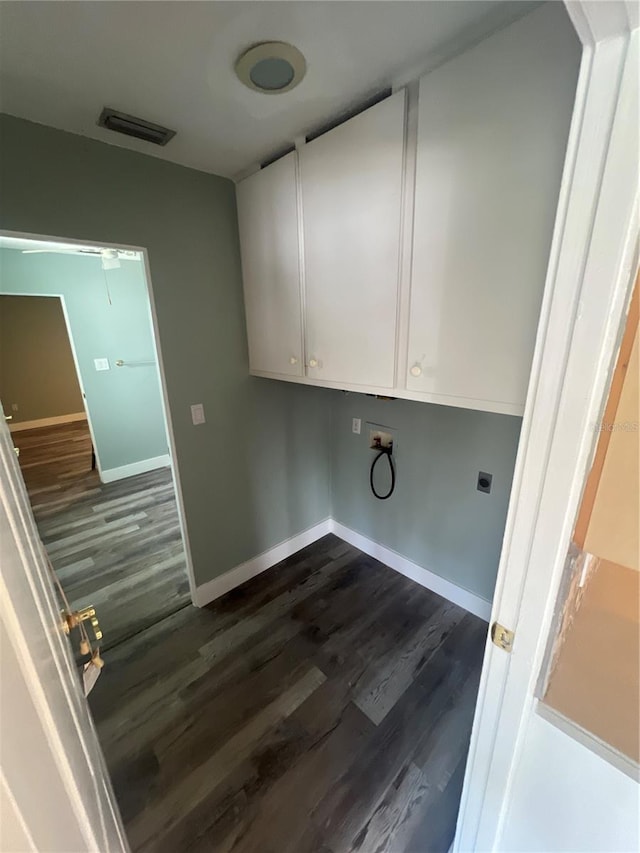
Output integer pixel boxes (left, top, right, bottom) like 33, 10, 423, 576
97, 108, 176, 146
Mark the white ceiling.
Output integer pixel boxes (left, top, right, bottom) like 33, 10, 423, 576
0, 1, 537, 180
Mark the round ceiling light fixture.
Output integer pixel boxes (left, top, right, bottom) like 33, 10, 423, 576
235, 42, 306, 94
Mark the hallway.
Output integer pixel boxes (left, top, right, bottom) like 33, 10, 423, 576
16, 419, 189, 650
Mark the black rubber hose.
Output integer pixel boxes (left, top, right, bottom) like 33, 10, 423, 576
370, 449, 396, 500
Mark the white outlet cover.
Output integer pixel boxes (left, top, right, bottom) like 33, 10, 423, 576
190, 403, 205, 426
94, 358, 109, 371
352, 418, 361, 435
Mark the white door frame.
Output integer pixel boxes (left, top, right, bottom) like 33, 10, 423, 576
0, 229, 198, 605
455, 3, 639, 849
1, 290, 105, 477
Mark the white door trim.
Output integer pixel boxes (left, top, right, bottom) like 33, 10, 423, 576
455, 3, 639, 848
0, 230, 198, 605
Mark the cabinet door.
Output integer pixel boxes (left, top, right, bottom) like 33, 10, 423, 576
407, 8, 578, 412
300, 92, 405, 389
236, 152, 303, 377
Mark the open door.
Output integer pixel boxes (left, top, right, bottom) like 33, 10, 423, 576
0, 406, 127, 850
455, 8, 639, 851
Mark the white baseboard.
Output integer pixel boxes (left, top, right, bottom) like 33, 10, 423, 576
330, 521, 492, 621
100, 454, 171, 483
194, 518, 332, 607
9, 412, 86, 432
194, 516, 492, 621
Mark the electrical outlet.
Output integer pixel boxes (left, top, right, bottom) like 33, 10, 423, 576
94, 358, 110, 371
191, 403, 205, 426
352, 418, 361, 435
477, 471, 493, 494
11, 403, 18, 412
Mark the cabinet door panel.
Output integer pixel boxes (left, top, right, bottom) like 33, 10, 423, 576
236, 152, 303, 376
301, 92, 405, 388
407, 6, 579, 410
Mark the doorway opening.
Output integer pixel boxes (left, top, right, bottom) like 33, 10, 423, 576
0, 232, 195, 653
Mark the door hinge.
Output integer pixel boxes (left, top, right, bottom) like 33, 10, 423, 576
491, 621, 515, 652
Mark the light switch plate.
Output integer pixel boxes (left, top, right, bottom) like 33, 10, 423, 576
94, 358, 110, 371
191, 403, 205, 426
352, 418, 361, 435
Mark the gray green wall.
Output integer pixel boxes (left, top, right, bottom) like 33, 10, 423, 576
330, 394, 521, 601
0, 114, 332, 587
0, 250, 168, 472
0, 113, 518, 602
0, 294, 83, 422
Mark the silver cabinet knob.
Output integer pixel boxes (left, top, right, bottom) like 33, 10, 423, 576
289, 356, 298, 365
308, 358, 318, 368
410, 364, 422, 377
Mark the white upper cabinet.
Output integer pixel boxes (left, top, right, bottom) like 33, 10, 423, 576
300, 92, 406, 388
236, 151, 303, 377
236, 7, 579, 415
406, 4, 579, 414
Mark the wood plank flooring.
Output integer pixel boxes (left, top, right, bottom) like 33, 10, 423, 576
16, 420, 189, 650
88, 534, 487, 853
16, 419, 486, 850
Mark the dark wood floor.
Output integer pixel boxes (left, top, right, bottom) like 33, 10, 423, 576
88, 534, 487, 853
16, 420, 189, 650
16, 420, 486, 851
